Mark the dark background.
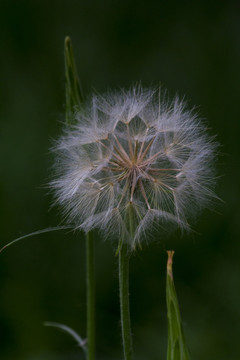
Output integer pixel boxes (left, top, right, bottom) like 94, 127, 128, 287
0, 0, 239, 359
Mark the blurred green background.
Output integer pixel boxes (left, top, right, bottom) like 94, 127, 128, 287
0, 0, 239, 359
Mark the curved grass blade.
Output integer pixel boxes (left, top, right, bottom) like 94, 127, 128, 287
0, 226, 73, 253
166, 251, 190, 360
44, 321, 87, 356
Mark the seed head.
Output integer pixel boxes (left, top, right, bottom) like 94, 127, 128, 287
51, 87, 217, 248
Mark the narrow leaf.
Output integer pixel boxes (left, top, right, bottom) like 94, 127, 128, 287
44, 321, 87, 355
64, 36, 84, 124
0, 226, 73, 253
166, 250, 190, 360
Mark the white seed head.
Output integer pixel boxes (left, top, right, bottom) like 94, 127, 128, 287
51, 87, 217, 248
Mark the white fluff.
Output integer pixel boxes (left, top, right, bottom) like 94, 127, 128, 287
51, 86, 217, 248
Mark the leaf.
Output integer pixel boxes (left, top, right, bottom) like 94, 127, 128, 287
166, 251, 190, 360
64, 36, 84, 124
44, 321, 87, 356
0, 226, 73, 253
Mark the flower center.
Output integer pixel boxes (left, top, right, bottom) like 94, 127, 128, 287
98, 127, 179, 213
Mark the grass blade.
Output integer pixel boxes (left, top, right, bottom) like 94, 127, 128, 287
64, 36, 83, 124
166, 251, 190, 360
44, 321, 87, 356
0, 226, 73, 253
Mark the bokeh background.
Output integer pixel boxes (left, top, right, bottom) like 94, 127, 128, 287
0, 0, 239, 359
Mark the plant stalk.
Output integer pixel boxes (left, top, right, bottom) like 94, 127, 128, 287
86, 231, 95, 360
119, 242, 133, 360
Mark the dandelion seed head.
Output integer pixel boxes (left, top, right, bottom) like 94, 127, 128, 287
51, 86, 217, 248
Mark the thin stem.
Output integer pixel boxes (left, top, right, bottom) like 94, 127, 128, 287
113, 133, 132, 163
138, 179, 151, 209
119, 243, 133, 360
138, 137, 155, 162
86, 231, 95, 360
126, 124, 134, 160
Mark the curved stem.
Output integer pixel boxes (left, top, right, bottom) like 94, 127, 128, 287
119, 243, 133, 360
86, 231, 95, 360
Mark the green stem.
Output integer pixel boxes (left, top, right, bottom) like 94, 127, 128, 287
119, 242, 133, 360
86, 231, 95, 360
